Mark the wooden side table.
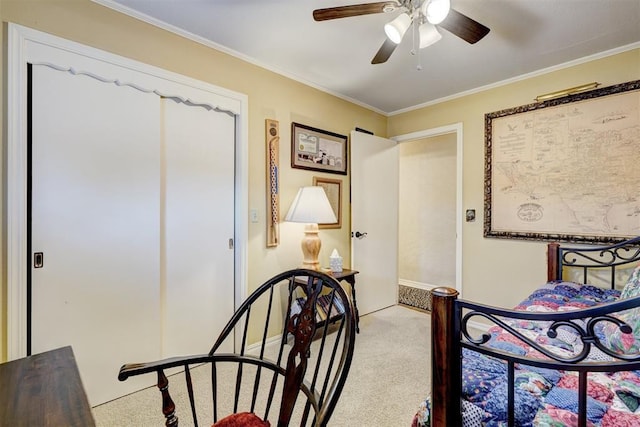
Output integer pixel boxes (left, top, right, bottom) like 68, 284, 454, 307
0, 346, 95, 426
326, 269, 360, 333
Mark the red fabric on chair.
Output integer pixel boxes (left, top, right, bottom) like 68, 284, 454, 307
213, 412, 271, 427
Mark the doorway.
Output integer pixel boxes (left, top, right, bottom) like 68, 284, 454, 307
393, 124, 463, 308
350, 124, 462, 315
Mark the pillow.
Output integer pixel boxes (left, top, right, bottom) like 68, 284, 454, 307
598, 264, 640, 355
620, 264, 640, 299
213, 412, 271, 427
601, 312, 640, 355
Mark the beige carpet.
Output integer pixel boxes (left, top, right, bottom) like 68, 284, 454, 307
92, 304, 431, 426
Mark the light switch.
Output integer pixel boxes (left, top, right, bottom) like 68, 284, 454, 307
250, 209, 258, 223
466, 209, 476, 222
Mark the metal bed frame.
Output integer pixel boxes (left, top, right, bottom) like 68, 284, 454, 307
430, 237, 640, 427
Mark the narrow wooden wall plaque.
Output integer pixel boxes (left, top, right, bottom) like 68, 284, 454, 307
266, 119, 280, 247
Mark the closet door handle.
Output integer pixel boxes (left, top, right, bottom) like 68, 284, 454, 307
34, 252, 44, 268
353, 231, 368, 239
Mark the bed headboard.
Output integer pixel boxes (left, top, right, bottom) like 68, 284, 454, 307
547, 236, 640, 289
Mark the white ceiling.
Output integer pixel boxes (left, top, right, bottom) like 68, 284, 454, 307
97, 0, 640, 115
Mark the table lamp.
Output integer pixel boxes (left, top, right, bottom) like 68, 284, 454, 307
285, 186, 337, 270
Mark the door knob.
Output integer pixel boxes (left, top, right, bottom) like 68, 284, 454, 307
353, 231, 368, 239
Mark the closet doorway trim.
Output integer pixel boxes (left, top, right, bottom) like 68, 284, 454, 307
7, 23, 249, 360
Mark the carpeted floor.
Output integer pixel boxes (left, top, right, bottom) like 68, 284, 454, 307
92, 304, 431, 426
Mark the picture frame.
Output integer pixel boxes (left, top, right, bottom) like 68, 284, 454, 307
484, 79, 640, 244
291, 122, 348, 175
313, 176, 342, 229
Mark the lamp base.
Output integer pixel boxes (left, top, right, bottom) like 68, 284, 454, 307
300, 223, 321, 270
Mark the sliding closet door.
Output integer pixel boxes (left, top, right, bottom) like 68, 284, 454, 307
30, 64, 162, 405
162, 99, 235, 355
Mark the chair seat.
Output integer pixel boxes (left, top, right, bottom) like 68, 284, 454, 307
213, 412, 270, 427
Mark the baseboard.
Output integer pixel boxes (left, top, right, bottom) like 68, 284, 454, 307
398, 278, 440, 291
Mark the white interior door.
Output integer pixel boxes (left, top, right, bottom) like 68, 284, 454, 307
31, 65, 162, 405
350, 131, 399, 315
8, 26, 248, 384
162, 99, 235, 356
30, 65, 237, 406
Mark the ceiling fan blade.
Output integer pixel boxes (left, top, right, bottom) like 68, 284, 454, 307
371, 38, 398, 64
438, 8, 490, 44
313, 2, 398, 21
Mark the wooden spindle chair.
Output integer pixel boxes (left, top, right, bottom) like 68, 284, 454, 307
118, 269, 356, 427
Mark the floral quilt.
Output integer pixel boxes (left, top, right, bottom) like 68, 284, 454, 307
413, 278, 640, 427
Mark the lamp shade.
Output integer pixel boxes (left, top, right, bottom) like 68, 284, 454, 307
384, 13, 411, 44
424, 0, 450, 25
419, 23, 442, 48
285, 186, 337, 224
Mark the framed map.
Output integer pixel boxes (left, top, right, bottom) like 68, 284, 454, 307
484, 80, 640, 243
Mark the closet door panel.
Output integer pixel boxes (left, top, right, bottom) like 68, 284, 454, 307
163, 99, 235, 356
31, 65, 162, 405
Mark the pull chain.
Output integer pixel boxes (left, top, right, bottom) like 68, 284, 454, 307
412, 20, 423, 70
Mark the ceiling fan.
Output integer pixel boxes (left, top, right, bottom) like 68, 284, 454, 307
313, 0, 490, 64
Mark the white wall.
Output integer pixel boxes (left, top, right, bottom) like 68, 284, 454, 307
398, 134, 457, 288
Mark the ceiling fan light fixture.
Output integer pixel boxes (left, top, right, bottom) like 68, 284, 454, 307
419, 22, 442, 48
384, 13, 411, 44
424, 0, 450, 25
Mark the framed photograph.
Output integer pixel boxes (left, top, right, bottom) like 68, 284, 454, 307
313, 176, 342, 229
291, 122, 348, 175
484, 79, 640, 243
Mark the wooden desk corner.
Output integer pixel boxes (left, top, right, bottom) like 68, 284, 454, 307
0, 346, 95, 426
